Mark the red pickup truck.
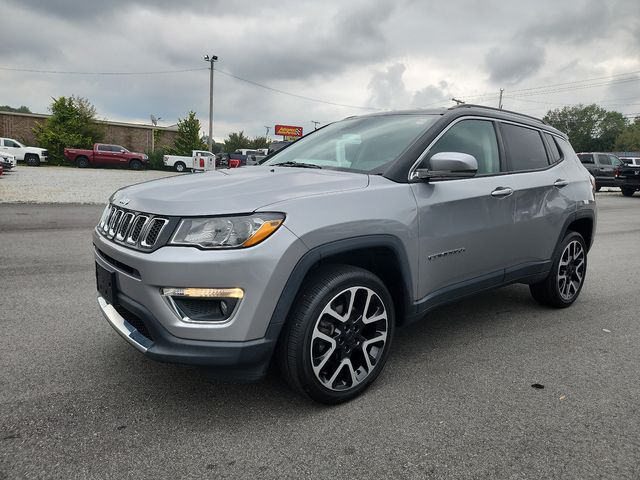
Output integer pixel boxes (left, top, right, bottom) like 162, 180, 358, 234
64, 143, 148, 169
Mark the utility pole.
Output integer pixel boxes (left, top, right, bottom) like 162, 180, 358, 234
204, 54, 218, 154
451, 98, 465, 105
498, 88, 504, 109
311, 120, 321, 130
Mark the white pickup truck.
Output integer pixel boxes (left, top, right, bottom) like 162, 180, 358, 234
0, 137, 49, 166
163, 150, 215, 172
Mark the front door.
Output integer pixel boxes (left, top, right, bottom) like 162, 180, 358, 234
411, 118, 516, 302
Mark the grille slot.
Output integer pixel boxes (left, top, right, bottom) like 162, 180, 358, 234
97, 205, 169, 251
141, 218, 167, 248
116, 212, 134, 241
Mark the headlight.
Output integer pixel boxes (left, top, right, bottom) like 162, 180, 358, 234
170, 213, 285, 249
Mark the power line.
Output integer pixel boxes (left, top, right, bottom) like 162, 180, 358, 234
214, 68, 378, 111
0, 66, 208, 75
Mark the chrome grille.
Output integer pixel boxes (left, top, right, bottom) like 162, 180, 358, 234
97, 205, 168, 250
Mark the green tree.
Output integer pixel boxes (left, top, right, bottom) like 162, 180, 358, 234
543, 104, 628, 152
615, 118, 640, 152
223, 131, 251, 152
0, 105, 32, 113
249, 136, 270, 149
170, 111, 207, 155
33, 96, 104, 164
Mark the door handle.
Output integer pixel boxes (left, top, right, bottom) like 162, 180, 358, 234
553, 179, 569, 188
491, 187, 513, 197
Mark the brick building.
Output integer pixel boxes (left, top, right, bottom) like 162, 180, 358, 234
0, 111, 178, 152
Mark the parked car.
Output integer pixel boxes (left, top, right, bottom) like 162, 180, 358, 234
620, 157, 640, 167
0, 137, 48, 166
0, 152, 16, 171
614, 161, 640, 197
163, 150, 216, 172
93, 105, 596, 404
576, 152, 625, 191
267, 141, 291, 155
64, 144, 148, 169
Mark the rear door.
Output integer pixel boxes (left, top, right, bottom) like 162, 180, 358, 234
94, 144, 113, 166
1, 139, 24, 160
500, 124, 572, 274
596, 154, 616, 186
411, 118, 516, 299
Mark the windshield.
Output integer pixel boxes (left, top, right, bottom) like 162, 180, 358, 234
263, 114, 437, 172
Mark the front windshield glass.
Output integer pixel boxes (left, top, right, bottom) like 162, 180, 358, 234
263, 114, 437, 172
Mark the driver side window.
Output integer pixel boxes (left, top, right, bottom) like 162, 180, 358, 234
426, 120, 500, 175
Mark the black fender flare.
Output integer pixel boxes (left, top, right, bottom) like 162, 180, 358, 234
267, 234, 414, 331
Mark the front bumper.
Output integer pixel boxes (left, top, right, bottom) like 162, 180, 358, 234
98, 292, 281, 380
93, 224, 307, 372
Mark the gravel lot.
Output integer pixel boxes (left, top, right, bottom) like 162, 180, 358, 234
1, 195, 639, 479
0, 166, 179, 204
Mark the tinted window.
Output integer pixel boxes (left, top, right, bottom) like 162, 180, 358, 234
597, 154, 612, 166
609, 155, 623, 166
577, 153, 594, 164
112, 145, 125, 152
4, 139, 20, 148
502, 124, 548, 171
544, 133, 562, 163
427, 119, 500, 174
97, 144, 110, 151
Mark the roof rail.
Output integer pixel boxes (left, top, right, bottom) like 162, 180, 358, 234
449, 103, 548, 125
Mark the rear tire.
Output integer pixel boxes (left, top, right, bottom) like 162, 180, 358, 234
76, 156, 89, 168
529, 231, 587, 308
277, 265, 395, 404
25, 154, 40, 167
174, 161, 186, 172
621, 187, 635, 197
130, 159, 143, 170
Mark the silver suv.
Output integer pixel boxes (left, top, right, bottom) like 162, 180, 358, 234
94, 105, 597, 404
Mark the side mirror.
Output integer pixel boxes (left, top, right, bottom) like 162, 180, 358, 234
120, 149, 126, 153
414, 152, 478, 180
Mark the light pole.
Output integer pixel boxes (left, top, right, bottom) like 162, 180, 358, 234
204, 54, 218, 153
311, 120, 321, 130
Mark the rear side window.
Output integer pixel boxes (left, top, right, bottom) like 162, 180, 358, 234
544, 133, 562, 163
578, 154, 594, 164
427, 119, 500, 174
502, 124, 549, 171
97, 144, 109, 151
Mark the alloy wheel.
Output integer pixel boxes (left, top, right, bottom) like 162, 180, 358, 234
310, 286, 388, 391
557, 239, 585, 301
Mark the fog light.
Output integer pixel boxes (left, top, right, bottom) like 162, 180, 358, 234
220, 301, 229, 316
161, 287, 244, 298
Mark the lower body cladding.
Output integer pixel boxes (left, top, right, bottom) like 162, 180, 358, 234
92, 227, 307, 381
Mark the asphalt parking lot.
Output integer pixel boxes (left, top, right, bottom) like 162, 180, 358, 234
1, 195, 639, 479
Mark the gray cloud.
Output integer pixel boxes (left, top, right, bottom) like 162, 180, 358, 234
485, 43, 546, 86
1, 0, 638, 140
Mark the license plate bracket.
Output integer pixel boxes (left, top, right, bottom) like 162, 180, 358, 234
96, 262, 117, 305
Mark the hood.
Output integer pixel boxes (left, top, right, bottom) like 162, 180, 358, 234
112, 166, 369, 216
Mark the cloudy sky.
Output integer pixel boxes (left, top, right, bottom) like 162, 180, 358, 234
1, 0, 639, 141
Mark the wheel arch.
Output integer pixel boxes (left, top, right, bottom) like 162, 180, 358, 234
269, 235, 414, 332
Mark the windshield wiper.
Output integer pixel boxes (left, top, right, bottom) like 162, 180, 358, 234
273, 161, 322, 169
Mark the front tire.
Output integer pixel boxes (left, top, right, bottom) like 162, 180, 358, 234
25, 154, 40, 167
277, 265, 395, 404
530, 231, 587, 308
130, 159, 143, 170
621, 187, 635, 197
